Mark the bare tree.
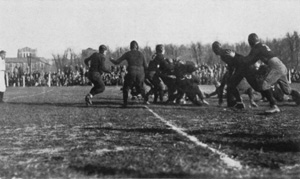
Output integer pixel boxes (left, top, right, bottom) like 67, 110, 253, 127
191, 42, 203, 65
165, 44, 179, 59
141, 45, 153, 63
235, 42, 250, 56
52, 54, 63, 72
285, 31, 300, 70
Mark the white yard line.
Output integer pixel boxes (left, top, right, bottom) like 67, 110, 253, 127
9, 88, 54, 101
145, 106, 243, 170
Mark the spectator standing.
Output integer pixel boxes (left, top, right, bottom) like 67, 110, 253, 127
0, 50, 6, 102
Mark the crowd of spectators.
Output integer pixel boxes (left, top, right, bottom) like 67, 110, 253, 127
5, 63, 299, 87
194, 64, 227, 84
290, 68, 300, 83
5, 64, 127, 87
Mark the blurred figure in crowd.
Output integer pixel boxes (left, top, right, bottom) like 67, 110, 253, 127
0, 50, 6, 102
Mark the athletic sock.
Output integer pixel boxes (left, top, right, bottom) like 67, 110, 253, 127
0, 92, 3, 102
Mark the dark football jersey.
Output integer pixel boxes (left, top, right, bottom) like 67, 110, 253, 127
247, 43, 276, 64
84, 53, 110, 73
148, 53, 164, 72
112, 50, 147, 73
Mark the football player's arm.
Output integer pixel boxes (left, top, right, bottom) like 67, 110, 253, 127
243, 49, 259, 65
110, 53, 126, 65
223, 49, 235, 58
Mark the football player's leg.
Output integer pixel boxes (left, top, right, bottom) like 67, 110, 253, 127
218, 71, 230, 106
153, 74, 164, 103
158, 82, 165, 102
277, 75, 300, 105
272, 84, 284, 102
261, 68, 284, 112
227, 73, 244, 108
195, 85, 209, 105
122, 74, 132, 107
135, 72, 148, 104
163, 77, 177, 103
246, 88, 258, 107
86, 73, 99, 105
174, 79, 186, 104
217, 83, 226, 106
277, 74, 292, 95
262, 89, 280, 113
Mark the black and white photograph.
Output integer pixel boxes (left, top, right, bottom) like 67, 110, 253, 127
0, 0, 300, 178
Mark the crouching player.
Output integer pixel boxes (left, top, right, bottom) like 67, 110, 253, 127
212, 41, 250, 109
84, 45, 111, 106
174, 61, 209, 106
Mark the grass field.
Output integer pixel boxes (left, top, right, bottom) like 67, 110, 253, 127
0, 84, 300, 178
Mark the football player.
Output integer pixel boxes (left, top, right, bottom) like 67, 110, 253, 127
84, 45, 111, 106
244, 33, 300, 113
110, 41, 148, 107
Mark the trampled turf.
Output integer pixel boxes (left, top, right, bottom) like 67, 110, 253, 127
0, 85, 299, 178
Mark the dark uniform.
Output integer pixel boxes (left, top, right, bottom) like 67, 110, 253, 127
84, 45, 110, 106
157, 58, 178, 103
110, 41, 148, 107
158, 59, 208, 105
145, 51, 165, 103
212, 43, 246, 108
245, 43, 290, 93
244, 33, 300, 113
212, 41, 261, 108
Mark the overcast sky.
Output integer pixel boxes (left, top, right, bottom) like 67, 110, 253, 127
0, 0, 299, 59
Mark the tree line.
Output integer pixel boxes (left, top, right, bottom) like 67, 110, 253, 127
52, 31, 300, 71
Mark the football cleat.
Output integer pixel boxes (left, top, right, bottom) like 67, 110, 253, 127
250, 101, 258, 108
202, 100, 209, 106
144, 100, 150, 105
265, 105, 280, 114
85, 95, 92, 106
234, 102, 245, 109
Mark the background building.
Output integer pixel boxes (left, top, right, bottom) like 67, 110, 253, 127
6, 47, 50, 74
17, 47, 37, 58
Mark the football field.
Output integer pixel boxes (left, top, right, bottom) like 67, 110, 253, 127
0, 85, 300, 178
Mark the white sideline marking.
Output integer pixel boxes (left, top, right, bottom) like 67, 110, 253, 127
145, 106, 243, 170
9, 88, 54, 101
281, 164, 300, 170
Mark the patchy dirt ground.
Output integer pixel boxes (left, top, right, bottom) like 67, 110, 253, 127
0, 85, 299, 178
